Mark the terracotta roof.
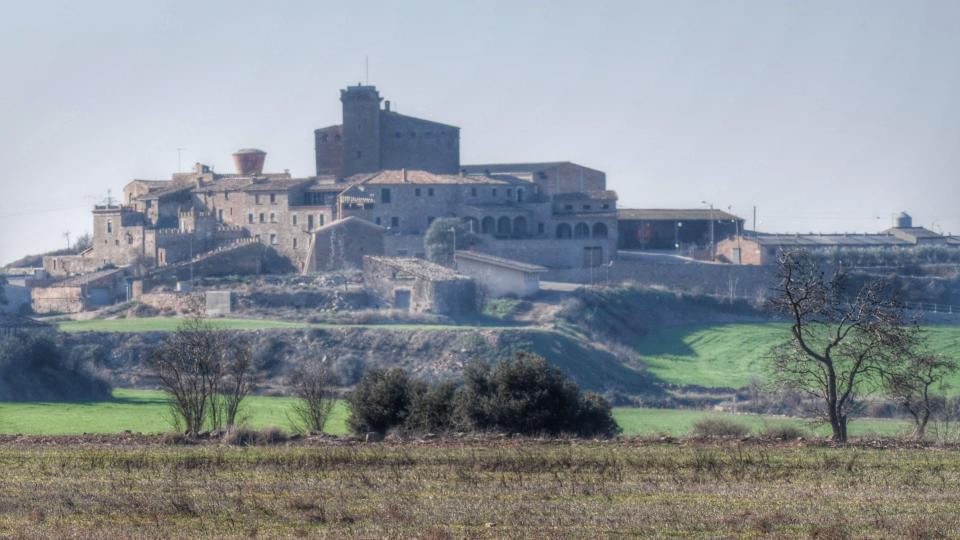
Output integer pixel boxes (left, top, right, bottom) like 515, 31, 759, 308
462, 162, 602, 175
553, 190, 618, 201
359, 170, 522, 186
381, 110, 459, 131
455, 250, 547, 273
233, 148, 266, 155
618, 208, 743, 222
881, 227, 946, 241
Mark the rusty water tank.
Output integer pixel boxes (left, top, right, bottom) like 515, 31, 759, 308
232, 148, 266, 176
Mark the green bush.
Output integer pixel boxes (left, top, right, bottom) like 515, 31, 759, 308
456, 352, 621, 438
405, 380, 458, 433
759, 424, 807, 440
347, 368, 412, 434
689, 418, 750, 438
0, 333, 111, 401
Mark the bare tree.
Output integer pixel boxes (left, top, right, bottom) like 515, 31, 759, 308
885, 354, 957, 440
147, 317, 256, 436
288, 358, 337, 434
768, 250, 918, 442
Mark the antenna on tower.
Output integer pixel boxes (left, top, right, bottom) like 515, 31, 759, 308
106, 189, 113, 206
365, 56, 369, 85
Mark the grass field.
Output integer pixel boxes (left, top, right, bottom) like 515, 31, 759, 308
2, 442, 960, 538
0, 389, 911, 438
633, 322, 960, 389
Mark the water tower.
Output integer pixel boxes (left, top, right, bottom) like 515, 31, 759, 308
232, 148, 266, 176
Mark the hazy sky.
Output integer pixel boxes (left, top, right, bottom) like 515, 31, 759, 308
2, 0, 959, 264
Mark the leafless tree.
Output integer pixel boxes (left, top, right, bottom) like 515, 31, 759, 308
147, 317, 256, 436
768, 250, 918, 442
288, 358, 337, 434
885, 353, 957, 440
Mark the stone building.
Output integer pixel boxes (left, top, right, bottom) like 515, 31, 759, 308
47, 82, 621, 288
454, 250, 546, 298
363, 256, 476, 315
31, 268, 127, 314
304, 216, 385, 272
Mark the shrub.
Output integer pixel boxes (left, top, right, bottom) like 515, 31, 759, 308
759, 424, 807, 440
405, 381, 458, 433
690, 418, 750, 438
0, 333, 111, 402
455, 352, 621, 438
223, 426, 288, 446
347, 368, 413, 434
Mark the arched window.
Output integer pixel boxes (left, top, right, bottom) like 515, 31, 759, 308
512, 216, 527, 237
574, 223, 590, 238
481, 216, 495, 234
463, 217, 480, 233
592, 223, 608, 238
497, 216, 511, 236
556, 223, 572, 239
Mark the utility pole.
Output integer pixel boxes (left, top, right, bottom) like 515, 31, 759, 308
63, 231, 70, 250
449, 226, 457, 266
753, 205, 757, 241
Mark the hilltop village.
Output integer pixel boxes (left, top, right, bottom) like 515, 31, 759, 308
4, 83, 959, 316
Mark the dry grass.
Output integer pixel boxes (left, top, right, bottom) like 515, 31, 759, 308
0, 439, 959, 538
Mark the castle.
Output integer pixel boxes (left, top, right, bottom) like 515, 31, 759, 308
46, 84, 619, 278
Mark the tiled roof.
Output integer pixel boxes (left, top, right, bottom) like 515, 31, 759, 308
359, 170, 523, 186
553, 190, 618, 201
314, 216, 384, 233
381, 110, 459, 131
881, 227, 946, 241
618, 208, 743, 222
462, 162, 597, 174
455, 250, 547, 273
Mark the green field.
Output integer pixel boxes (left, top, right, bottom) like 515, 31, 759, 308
634, 323, 960, 389
0, 389, 349, 436
0, 389, 910, 438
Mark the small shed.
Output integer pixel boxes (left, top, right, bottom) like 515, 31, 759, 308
363, 256, 476, 315
454, 250, 547, 298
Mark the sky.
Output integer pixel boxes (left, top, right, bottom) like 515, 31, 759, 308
1, 0, 959, 264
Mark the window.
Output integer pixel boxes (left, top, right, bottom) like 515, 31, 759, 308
381, 188, 391, 203
538, 222, 545, 234
114, 239, 119, 246
471, 187, 477, 197
255, 194, 261, 204
307, 215, 314, 230
270, 193, 276, 204
269, 212, 276, 223
106, 220, 113, 234
248, 213, 254, 224
255, 234, 261, 242
319, 215, 325, 226
592, 223, 608, 238
507, 189, 512, 197
224, 191, 229, 200
564, 204, 573, 210
218, 209, 223, 221
556, 224, 572, 239
415, 188, 421, 197
270, 234, 277, 245
601, 203, 610, 209
292, 214, 298, 226
427, 188, 434, 197
391, 217, 399, 228
293, 238, 298, 249
259, 213, 265, 223
375, 217, 381, 225
574, 223, 590, 238
492, 189, 497, 197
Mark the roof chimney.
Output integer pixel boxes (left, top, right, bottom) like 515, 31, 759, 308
384, 100, 391, 112
402, 168, 408, 182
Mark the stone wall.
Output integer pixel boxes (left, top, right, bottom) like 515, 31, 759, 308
43, 255, 103, 277
31, 286, 86, 313
138, 291, 202, 314
476, 238, 616, 270
307, 218, 385, 273
544, 257, 777, 300
379, 112, 459, 174
363, 256, 476, 315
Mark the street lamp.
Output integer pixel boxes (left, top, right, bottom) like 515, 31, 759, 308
701, 200, 715, 261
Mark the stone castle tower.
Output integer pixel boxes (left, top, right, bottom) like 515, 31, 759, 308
314, 84, 460, 178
